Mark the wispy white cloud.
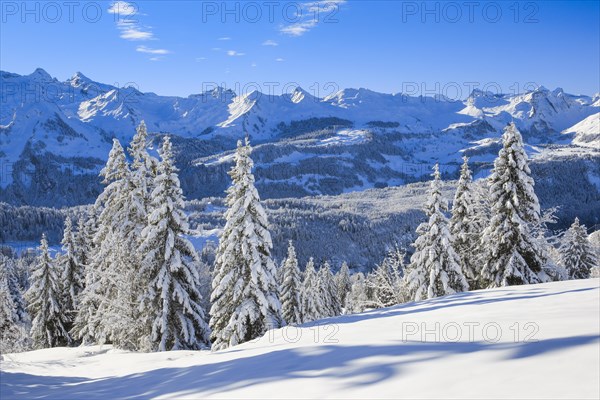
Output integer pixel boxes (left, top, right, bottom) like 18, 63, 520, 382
136, 46, 170, 55
280, 20, 317, 37
218, 37, 231, 41
280, 0, 346, 37
108, 1, 171, 59
116, 19, 154, 40
196, 57, 207, 62
275, 58, 285, 62
251, 62, 257, 67
227, 50, 245, 57
262, 39, 278, 46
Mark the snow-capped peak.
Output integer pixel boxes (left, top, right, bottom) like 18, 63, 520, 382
198, 86, 237, 100
28, 68, 53, 81
289, 86, 315, 103
67, 71, 95, 88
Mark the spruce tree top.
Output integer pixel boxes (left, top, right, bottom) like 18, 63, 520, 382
491, 122, 540, 224
101, 139, 129, 184
425, 163, 447, 217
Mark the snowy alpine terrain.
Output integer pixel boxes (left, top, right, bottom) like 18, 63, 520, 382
2, 279, 598, 399
1, 69, 599, 209
2, 2, 600, 398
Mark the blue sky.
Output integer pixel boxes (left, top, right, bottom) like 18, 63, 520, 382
1, 1, 599, 97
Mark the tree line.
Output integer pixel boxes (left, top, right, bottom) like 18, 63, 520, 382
1, 122, 598, 353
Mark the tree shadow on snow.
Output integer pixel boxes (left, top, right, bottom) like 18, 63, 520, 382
311, 286, 599, 327
1, 334, 598, 399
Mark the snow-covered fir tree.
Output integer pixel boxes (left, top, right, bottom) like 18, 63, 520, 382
58, 216, 84, 328
73, 216, 92, 276
195, 257, 214, 322
25, 235, 71, 348
129, 121, 158, 190
345, 272, 368, 314
210, 139, 282, 350
72, 139, 140, 348
533, 208, 565, 282
367, 247, 406, 308
318, 261, 341, 317
450, 156, 483, 289
280, 240, 302, 325
480, 123, 548, 287
139, 137, 210, 351
127, 121, 159, 281
0, 256, 30, 353
335, 261, 352, 309
0, 255, 27, 325
71, 214, 99, 344
559, 218, 598, 280
0, 272, 23, 353
405, 164, 468, 301
300, 257, 323, 322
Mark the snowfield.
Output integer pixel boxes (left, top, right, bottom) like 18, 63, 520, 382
1, 279, 599, 399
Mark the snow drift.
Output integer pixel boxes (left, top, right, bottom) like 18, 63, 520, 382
1, 279, 598, 399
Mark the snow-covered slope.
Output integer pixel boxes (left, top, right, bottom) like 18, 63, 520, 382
2, 279, 599, 399
563, 112, 600, 148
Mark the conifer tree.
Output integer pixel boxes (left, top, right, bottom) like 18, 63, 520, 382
450, 156, 483, 288
71, 214, 99, 344
405, 164, 468, 301
480, 123, 548, 287
58, 216, 84, 328
335, 262, 352, 309
345, 272, 368, 314
0, 256, 30, 353
139, 137, 210, 351
26, 235, 71, 348
0, 255, 27, 325
73, 216, 92, 277
559, 218, 598, 280
300, 257, 323, 322
318, 261, 341, 317
210, 139, 282, 350
367, 247, 405, 307
72, 139, 137, 347
280, 241, 302, 325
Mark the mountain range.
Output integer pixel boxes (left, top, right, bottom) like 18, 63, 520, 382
1, 68, 599, 224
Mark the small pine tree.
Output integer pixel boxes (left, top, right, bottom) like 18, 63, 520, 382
1, 255, 27, 324
559, 218, 598, 280
335, 262, 352, 309
58, 217, 84, 329
71, 214, 99, 344
26, 235, 71, 348
450, 156, 483, 288
280, 241, 302, 325
345, 272, 368, 314
405, 164, 468, 301
367, 247, 406, 308
480, 123, 548, 287
139, 137, 210, 351
210, 139, 282, 350
0, 274, 23, 353
0, 256, 30, 353
318, 261, 341, 317
300, 258, 323, 322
